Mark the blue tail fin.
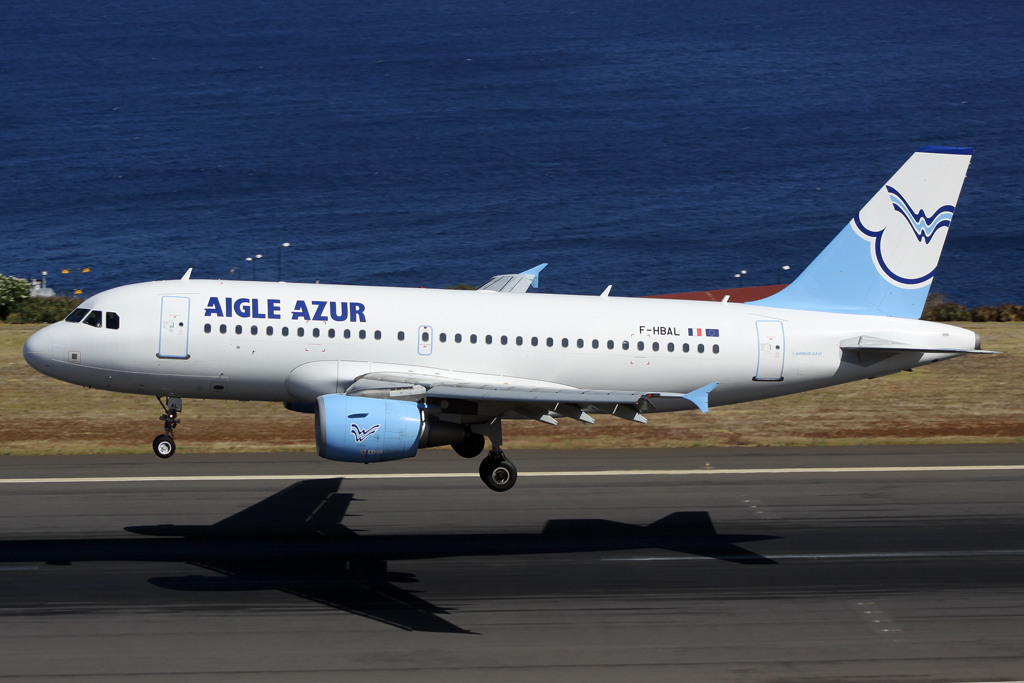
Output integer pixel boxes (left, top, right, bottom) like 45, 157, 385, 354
756, 146, 973, 318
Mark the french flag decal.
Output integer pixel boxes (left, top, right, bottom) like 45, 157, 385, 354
688, 328, 720, 337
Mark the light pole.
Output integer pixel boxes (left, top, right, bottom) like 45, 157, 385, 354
278, 242, 290, 281
60, 267, 90, 295
247, 255, 262, 280
777, 265, 791, 285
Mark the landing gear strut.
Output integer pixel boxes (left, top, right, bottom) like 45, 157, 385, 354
471, 420, 517, 492
153, 397, 181, 459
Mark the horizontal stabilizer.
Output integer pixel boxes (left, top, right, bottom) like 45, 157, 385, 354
840, 335, 997, 355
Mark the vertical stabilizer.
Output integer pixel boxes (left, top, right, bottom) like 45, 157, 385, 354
756, 147, 972, 318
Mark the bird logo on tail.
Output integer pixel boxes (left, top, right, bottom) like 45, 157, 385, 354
886, 186, 955, 244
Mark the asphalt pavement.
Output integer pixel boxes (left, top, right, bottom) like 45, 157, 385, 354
1, 444, 1023, 682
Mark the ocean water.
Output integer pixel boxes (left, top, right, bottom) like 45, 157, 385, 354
2, 0, 1022, 306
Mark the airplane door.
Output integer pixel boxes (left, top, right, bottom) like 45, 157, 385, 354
418, 325, 433, 356
158, 296, 191, 359
754, 320, 784, 381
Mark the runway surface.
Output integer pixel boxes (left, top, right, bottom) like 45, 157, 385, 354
2, 444, 1024, 682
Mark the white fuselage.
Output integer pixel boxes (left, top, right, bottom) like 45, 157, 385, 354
23, 279, 975, 414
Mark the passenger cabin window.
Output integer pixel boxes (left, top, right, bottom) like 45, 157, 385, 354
622, 341, 629, 350
204, 323, 212, 334
652, 342, 659, 352
312, 328, 320, 338
485, 335, 493, 345
698, 344, 705, 353
516, 336, 523, 346
105, 312, 119, 329
282, 327, 290, 337
470, 334, 477, 344
683, 343, 690, 352
65, 308, 89, 323
592, 340, 599, 349
501, 335, 508, 345
398, 331, 405, 341
266, 326, 274, 336
83, 310, 103, 328
607, 340, 614, 350
374, 330, 381, 340
329, 329, 336, 338
344, 329, 351, 339
713, 344, 720, 354
531, 337, 538, 347
561, 338, 568, 348
250, 325, 258, 335
359, 329, 366, 340
235, 325, 243, 335
439, 333, 447, 343
546, 337, 554, 347
220, 324, 227, 334
637, 341, 645, 351
297, 327, 305, 338
667, 342, 674, 352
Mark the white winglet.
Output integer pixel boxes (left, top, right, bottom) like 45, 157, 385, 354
181, 268, 193, 281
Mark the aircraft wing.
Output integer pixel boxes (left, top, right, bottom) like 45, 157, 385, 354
475, 263, 547, 293
346, 372, 719, 423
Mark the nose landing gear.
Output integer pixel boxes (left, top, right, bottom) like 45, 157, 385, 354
153, 397, 182, 459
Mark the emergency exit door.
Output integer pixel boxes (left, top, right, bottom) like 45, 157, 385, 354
754, 320, 784, 381
158, 296, 191, 359
418, 325, 433, 356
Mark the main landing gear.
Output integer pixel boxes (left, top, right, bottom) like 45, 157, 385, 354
479, 449, 517, 493
153, 397, 182, 459
467, 420, 518, 492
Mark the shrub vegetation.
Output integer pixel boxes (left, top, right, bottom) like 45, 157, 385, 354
921, 293, 1024, 323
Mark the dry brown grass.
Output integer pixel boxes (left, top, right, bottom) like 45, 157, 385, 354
2, 322, 1021, 455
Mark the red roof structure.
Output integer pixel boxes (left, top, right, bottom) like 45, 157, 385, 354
644, 284, 786, 303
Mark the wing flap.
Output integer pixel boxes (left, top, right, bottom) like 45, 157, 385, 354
346, 373, 719, 417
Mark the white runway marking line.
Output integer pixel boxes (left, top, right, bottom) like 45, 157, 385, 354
604, 549, 1024, 562
2, 463, 1024, 485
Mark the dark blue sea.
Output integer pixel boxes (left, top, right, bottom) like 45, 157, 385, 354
2, 0, 1022, 306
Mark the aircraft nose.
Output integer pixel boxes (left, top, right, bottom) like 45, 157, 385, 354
23, 325, 54, 373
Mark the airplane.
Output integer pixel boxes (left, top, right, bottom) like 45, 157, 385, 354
22, 146, 993, 492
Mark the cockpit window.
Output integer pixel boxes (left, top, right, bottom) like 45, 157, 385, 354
105, 312, 120, 330
65, 308, 89, 323
83, 310, 103, 328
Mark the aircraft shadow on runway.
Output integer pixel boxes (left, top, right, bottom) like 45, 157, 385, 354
2, 479, 778, 634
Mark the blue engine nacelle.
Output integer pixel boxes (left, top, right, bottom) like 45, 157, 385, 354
315, 394, 424, 463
